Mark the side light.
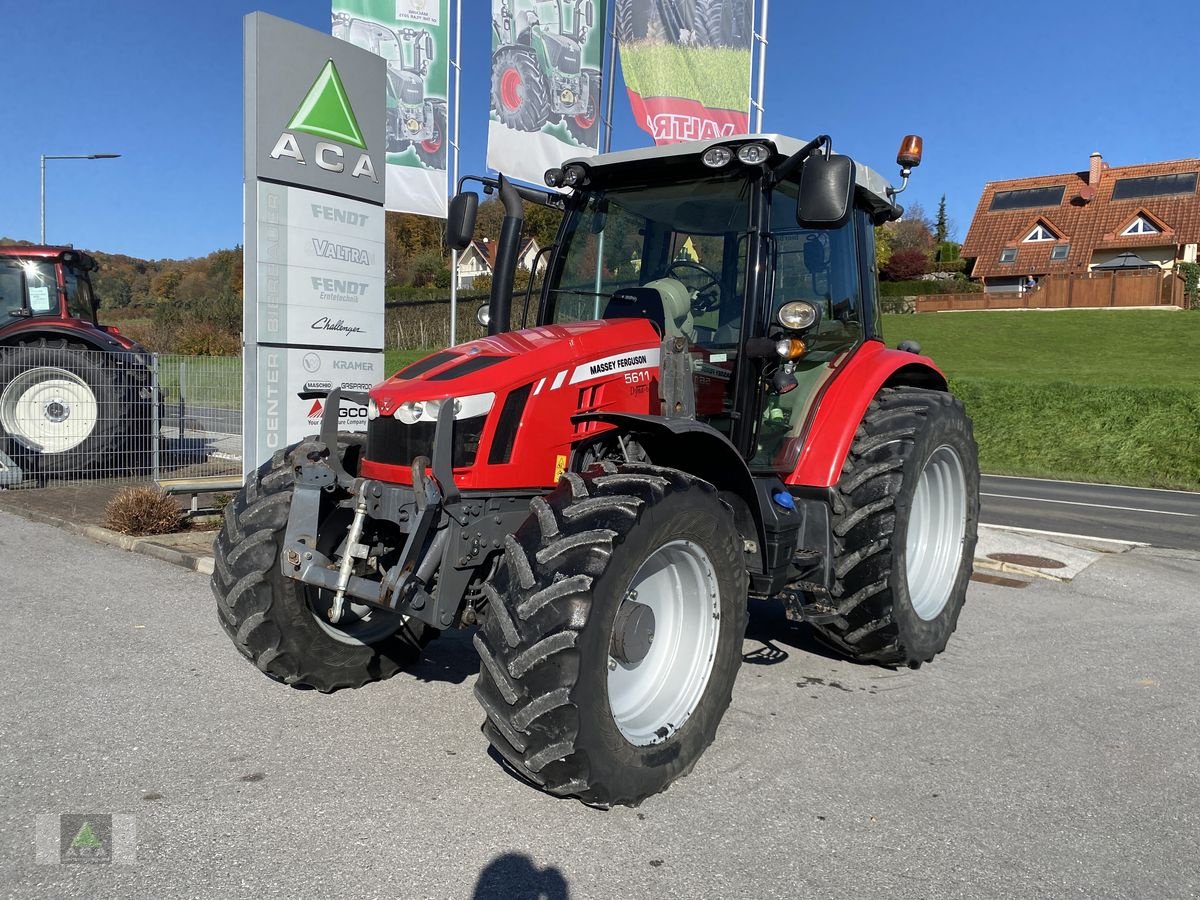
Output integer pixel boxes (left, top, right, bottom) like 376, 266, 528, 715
777, 300, 819, 331
736, 143, 770, 165
702, 146, 733, 168
562, 164, 588, 187
544, 167, 565, 188
775, 338, 807, 360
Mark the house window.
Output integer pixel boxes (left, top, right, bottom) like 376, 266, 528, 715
1121, 216, 1160, 236
1050, 243, 1070, 261
1023, 224, 1056, 242
989, 185, 1066, 211
999, 248, 1018, 263
1111, 172, 1198, 200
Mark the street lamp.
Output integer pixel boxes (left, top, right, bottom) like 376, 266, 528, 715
40, 153, 121, 244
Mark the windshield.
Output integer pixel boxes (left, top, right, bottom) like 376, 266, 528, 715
0, 259, 58, 319
546, 169, 753, 346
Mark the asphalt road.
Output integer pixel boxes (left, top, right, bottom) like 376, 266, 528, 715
2, 512, 1199, 899
980, 474, 1200, 549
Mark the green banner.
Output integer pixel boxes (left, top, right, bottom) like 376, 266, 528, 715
333, 0, 451, 217
486, 0, 607, 187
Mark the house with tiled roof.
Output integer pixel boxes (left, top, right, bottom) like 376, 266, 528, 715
961, 152, 1200, 292
457, 237, 541, 289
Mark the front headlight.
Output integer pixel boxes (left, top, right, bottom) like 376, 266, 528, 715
391, 392, 496, 424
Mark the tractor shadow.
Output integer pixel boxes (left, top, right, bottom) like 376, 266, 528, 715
742, 598, 847, 666
408, 625, 480, 685
472, 852, 570, 899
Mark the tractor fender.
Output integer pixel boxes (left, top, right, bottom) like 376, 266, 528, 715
787, 340, 948, 489
0, 323, 131, 353
571, 411, 766, 564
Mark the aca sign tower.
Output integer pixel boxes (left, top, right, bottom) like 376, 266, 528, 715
243, 12, 387, 475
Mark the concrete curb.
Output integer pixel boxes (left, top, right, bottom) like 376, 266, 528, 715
1, 505, 215, 576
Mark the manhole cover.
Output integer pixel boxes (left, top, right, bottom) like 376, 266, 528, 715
987, 552, 1066, 569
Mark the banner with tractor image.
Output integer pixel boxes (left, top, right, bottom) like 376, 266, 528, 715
486, 0, 606, 188
615, 0, 754, 145
333, 0, 450, 217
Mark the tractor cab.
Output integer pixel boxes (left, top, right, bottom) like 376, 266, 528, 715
494, 134, 913, 473
0, 247, 103, 329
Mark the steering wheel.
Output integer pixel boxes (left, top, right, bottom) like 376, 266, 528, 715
666, 260, 722, 313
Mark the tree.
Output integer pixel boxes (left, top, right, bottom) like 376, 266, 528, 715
935, 194, 949, 244
881, 248, 930, 281
890, 201, 935, 253
873, 225, 894, 274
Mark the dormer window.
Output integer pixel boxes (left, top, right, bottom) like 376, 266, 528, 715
1023, 224, 1057, 242
999, 248, 1018, 263
1121, 216, 1160, 236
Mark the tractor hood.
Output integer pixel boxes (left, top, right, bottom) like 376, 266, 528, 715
362, 317, 663, 490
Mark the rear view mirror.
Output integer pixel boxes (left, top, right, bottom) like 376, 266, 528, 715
796, 154, 854, 228
447, 192, 478, 252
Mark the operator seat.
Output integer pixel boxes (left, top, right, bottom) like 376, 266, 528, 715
601, 278, 695, 341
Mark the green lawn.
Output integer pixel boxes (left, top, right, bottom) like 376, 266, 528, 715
881, 308, 1200, 388
883, 309, 1200, 489
384, 348, 433, 376
618, 44, 751, 111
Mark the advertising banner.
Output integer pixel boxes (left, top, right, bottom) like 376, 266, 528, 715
244, 12, 387, 474
615, 0, 754, 145
333, 0, 451, 218
486, 0, 606, 186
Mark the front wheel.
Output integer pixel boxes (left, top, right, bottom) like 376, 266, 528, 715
211, 436, 434, 691
474, 463, 749, 807
810, 387, 979, 666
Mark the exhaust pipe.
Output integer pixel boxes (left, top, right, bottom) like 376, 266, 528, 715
489, 174, 525, 336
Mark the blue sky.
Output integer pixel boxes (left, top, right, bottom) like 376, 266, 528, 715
5, 0, 1199, 260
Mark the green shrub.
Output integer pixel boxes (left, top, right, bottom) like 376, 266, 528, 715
879, 278, 979, 297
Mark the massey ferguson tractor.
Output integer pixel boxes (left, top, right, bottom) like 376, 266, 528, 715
213, 133, 979, 808
0, 245, 154, 479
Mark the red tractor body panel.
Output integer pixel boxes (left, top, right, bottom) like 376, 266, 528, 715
785, 340, 947, 489
362, 318, 663, 490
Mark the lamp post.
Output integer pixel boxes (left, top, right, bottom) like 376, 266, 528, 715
40, 153, 121, 244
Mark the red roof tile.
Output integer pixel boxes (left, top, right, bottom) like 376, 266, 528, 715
961, 157, 1200, 280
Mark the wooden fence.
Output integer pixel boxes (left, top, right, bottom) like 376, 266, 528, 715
915, 270, 1185, 312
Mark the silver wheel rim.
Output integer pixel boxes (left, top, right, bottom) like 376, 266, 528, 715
905, 444, 968, 621
0, 366, 98, 453
608, 539, 721, 746
310, 594, 407, 646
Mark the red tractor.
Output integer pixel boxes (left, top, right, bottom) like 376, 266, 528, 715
0, 246, 154, 478
213, 134, 979, 808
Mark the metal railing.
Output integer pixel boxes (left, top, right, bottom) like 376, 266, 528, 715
0, 348, 242, 490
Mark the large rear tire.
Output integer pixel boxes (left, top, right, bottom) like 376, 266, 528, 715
491, 46, 550, 133
474, 463, 749, 807
211, 437, 434, 692
0, 339, 143, 476
809, 387, 979, 666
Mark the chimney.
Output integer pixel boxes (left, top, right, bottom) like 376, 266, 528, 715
1089, 152, 1104, 187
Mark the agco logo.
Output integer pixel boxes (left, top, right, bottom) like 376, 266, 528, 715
270, 59, 377, 183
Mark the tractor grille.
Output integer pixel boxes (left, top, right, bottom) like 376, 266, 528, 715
365, 415, 486, 470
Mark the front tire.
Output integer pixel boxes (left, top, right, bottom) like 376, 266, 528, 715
211, 437, 434, 692
474, 464, 749, 807
809, 387, 979, 666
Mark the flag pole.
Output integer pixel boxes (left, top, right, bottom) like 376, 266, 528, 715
449, 0, 462, 347
602, 0, 618, 153
753, 0, 769, 132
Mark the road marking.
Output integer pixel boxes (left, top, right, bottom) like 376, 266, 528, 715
980, 523, 1149, 547
982, 473, 1200, 497
981, 492, 1196, 518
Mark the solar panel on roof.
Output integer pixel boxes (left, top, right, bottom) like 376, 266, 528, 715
989, 186, 1066, 211
1111, 172, 1198, 200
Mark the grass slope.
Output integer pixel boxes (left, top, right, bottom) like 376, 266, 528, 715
883, 309, 1200, 489
619, 44, 750, 111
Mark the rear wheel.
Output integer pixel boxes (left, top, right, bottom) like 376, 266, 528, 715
211, 436, 434, 692
474, 463, 749, 807
0, 339, 141, 476
809, 387, 979, 666
491, 46, 550, 132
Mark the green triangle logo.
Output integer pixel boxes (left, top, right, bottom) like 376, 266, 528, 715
71, 822, 103, 850
287, 59, 366, 149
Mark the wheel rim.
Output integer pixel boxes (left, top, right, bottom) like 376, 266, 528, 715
905, 444, 967, 621
500, 68, 522, 110
607, 539, 721, 746
575, 108, 595, 128
0, 366, 98, 453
